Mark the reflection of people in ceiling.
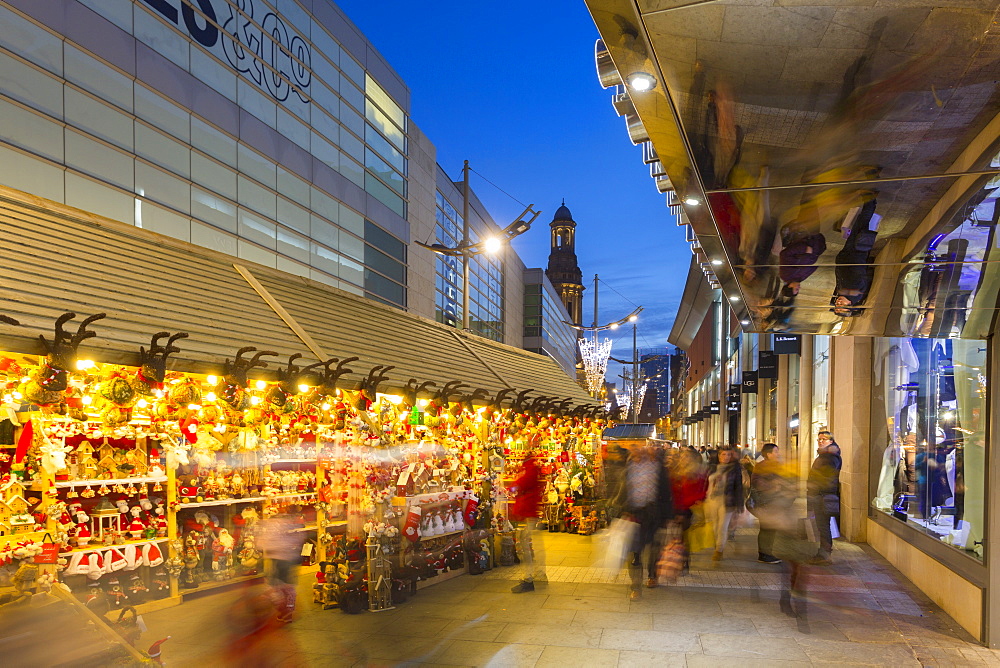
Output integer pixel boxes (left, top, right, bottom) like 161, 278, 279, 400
830, 197, 879, 317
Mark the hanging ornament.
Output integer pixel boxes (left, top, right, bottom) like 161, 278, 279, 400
152, 482, 163, 492
97, 484, 111, 496
81, 486, 96, 498
125, 484, 137, 496
113, 483, 126, 494
66, 488, 79, 499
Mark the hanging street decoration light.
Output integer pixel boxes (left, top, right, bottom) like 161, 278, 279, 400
578, 337, 613, 397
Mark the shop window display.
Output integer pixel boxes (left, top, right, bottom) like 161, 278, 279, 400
872, 336, 986, 559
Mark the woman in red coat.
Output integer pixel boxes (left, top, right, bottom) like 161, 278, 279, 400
509, 453, 545, 593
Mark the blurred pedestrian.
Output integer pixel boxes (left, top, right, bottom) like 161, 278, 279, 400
671, 447, 708, 572
257, 506, 306, 622
621, 444, 673, 599
748, 443, 782, 564
807, 431, 842, 565
706, 446, 744, 561
510, 451, 545, 593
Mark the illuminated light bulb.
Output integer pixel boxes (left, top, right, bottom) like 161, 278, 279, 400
20, 376, 29, 383
729, 295, 741, 302
187, 404, 201, 411
610, 323, 619, 330
711, 259, 723, 266
136, 399, 149, 408
255, 380, 267, 390
298, 384, 310, 394
321, 403, 331, 411
626, 71, 657, 92
206, 375, 218, 385
81, 395, 92, 405
684, 197, 700, 206
250, 396, 261, 406
2, 394, 11, 403
483, 237, 503, 253
153, 388, 164, 398
418, 398, 429, 407
206, 392, 217, 402
76, 359, 95, 371
628, 315, 638, 322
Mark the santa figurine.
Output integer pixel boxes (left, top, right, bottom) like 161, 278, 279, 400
153, 505, 168, 537
126, 515, 146, 540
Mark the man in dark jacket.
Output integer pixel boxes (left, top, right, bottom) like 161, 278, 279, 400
621, 445, 673, 598
808, 431, 842, 564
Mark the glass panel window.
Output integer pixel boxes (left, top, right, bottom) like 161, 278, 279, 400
0, 52, 63, 118
64, 89, 133, 151
364, 220, 405, 262
364, 245, 405, 284
192, 117, 236, 167
0, 6, 63, 75
65, 44, 133, 112
365, 148, 405, 197
192, 153, 237, 200
364, 74, 405, 129
365, 174, 404, 218
135, 85, 188, 141
65, 130, 134, 190
870, 336, 986, 561
135, 124, 190, 178
339, 52, 364, 88
365, 124, 405, 172
364, 269, 404, 306
365, 100, 405, 152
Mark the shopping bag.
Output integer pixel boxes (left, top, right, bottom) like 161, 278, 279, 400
656, 539, 685, 584
33, 533, 59, 564
686, 521, 715, 553
601, 517, 637, 571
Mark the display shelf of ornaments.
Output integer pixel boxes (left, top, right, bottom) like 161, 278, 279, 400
180, 492, 315, 508
54, 475, 167, 488
179, 572, 264, 597
271, 459, 317, 464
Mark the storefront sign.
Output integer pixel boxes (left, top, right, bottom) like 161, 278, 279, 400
741, 370, 758, 393
709, 401, 720, 414
758, 351, 778, 379
143, 0, 312, 104
774, 334, 801, 355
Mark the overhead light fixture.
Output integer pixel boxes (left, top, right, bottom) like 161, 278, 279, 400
626, 71, 657, 92
741, 319, 750, 326
684, 197, 700, 206
628, 315, 638, 322
711, 259, 723, 266
729, 295, 741, 302
610, 323, 619, 330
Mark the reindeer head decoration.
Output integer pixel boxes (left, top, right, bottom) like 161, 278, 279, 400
302, 357, 358, 399
33, 312, 106, 392
461, 388, 491, 413
216, 347, 277, 410
508, 389, 533, 418
265, 353, 305, 408
137, 332, 188, 390
402, 379, 436, 410
354, 364, 395, 411
484, 388, 514, 419
427, 380, 467, 417
555, 398, 575, 417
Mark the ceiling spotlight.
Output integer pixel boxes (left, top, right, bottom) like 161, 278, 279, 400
741, 319, 751, 326
711, 259, 723, 266
626, 72, 657, 92
729, 295, 741, 302
684, 197, 700, 206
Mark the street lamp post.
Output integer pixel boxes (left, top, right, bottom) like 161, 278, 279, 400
418, 160, 540, 333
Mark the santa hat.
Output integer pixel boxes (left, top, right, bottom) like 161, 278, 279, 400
115, 498, 130, 513
66, 552, 89, 576
86, 552, 104, 580
104, 547, 127, 572
143, 542, 164, 568
139, 494, 153, 511
122, 544, 141, 570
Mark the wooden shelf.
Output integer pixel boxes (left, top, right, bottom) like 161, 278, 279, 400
416, 565, 466, 590
180, 496, 265, 508
180, 572, 264, 598
270, 458, 317, 463
60, 537, 168, 557
419, 528, 465, 541
55, 475, 167, 488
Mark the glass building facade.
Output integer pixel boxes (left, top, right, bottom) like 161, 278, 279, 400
0, 0, 408, 307
522, 269, 578, 377
433, 190, 504, 342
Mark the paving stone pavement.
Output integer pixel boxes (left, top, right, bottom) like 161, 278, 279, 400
141, 528, 1000, 667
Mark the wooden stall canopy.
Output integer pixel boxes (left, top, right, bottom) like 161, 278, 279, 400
0, 186, 595, 406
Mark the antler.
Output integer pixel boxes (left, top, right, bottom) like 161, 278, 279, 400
0, 315, 20, 326
435, 380, 468, 405
248, 350, 278, 370
462, 388, 491, 411
329, 357, 358, 387
489, 388, 514, 409
402, 379, 437, 408
555, 398, 574, 415
139, 331, 189, 384
39, 312, 106, 368
510, 389, 533, 413
361, 364, 395, 399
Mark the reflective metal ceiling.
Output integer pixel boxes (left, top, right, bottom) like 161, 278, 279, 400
586, 0, 1000, 338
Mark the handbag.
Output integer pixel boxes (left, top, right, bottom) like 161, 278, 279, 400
601, 517, 637, 571
656, 539, 685, 584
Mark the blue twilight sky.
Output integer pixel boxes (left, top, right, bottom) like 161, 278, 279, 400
336, 0, 688, 368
